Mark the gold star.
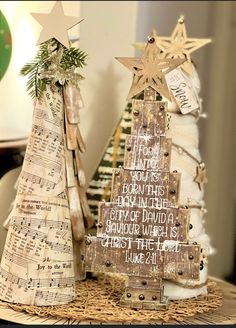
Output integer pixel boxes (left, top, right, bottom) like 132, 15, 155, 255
194, 163, 208, 190
31, 1, 82, 48
156, 16, 211, 75
116, 37, 186, 100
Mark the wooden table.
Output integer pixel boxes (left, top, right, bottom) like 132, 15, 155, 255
0, 277, 235, 325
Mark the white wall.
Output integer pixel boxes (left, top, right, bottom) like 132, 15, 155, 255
79, 1, 138, 182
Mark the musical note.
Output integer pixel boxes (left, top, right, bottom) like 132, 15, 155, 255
11, 216, 70, 230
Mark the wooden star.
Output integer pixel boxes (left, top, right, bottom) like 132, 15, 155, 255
156, 16, 211, 75
31, 1, 82, 48
194, 163, 208, 190
116, 37, 186, 100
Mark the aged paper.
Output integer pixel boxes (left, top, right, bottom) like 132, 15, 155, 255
0, 87, 75, 305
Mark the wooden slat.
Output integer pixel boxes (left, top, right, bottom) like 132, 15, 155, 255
124, 135, 172, 172
97, 202, 190, 242
84, 237, 200, 279
110, 168, 181, 207
132, 100, 167, 136
64, 112, 77, 150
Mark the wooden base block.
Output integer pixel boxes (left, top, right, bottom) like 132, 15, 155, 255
119, 294, 168, 310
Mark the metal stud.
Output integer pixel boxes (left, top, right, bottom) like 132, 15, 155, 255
189, 224, 193, 230
139, 294, 145, 300
189, 254, 194, 260
170, 189, 176, 195
148, 37, 155, 44
159, 105, 165, 111
152, 295, 157, 300
126, 293, 131, 298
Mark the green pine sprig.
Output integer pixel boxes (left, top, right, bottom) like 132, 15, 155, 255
20, 38, 87, 100
61, 47, 87, 70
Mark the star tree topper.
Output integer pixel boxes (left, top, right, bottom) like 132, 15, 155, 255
116, 37, 186, 100
156, 16, 211, 75
31, 1, 82, 48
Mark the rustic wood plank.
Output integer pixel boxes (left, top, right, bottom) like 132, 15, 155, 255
84, 237, 200, 279
124, 135, 172, 172
110, 168, 181, 207
97, 202, 190, 241
64, 112, 77, 150
132, 100, 167, 136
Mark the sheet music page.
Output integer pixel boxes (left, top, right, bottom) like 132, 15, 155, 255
0, 86, 75, 305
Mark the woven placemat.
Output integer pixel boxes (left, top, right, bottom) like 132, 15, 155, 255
5, 274, 223, 324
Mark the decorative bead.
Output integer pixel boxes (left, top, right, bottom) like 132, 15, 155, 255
178, 16, 184, 24
142, 281, 147, 286
170, 189, 176, 195
164, 152, 169, 157
178, 270, 183, 275
175, 222, 180, 227
189, 224, 193, 230
200, 260, 204, 270
139, 294, 145, 300
200, 162, 205, 169
126, 146, 132, 151
133, 110, 139, 116
178, 147, 183, 154
148, 37, 155, 44
152, 295, 157, 300
126, 293, 131, 298
159, 105, 165, 111
105, 261, 112, 267
189, 254, 194, 260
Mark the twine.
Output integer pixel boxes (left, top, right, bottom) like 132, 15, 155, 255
3, 274, 223, 324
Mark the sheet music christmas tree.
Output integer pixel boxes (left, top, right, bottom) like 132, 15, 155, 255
0, 1, 93, 306
83, 35, 207, 309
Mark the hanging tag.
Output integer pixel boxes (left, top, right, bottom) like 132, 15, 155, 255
165, 68, 200, 114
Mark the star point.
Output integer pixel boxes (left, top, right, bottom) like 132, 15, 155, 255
31, 1, 82, 48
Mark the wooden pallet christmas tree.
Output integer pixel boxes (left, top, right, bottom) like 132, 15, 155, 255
82, 38, 202, 309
